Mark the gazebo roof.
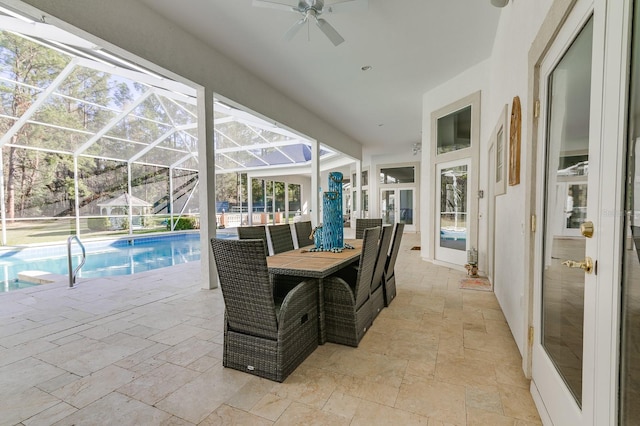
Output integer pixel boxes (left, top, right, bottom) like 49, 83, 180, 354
97, 193, 152, 208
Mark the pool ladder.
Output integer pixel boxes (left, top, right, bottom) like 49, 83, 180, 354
67, 236, 86, 288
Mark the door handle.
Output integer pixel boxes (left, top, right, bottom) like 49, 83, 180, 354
562, 257, 593, 274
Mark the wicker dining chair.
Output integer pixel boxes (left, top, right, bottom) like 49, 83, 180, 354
294, 221, 313, 248
370, 225, 393, 321
267, 224, 295, 254
210, 238, 318, 382
355, 218, 382, 239
383, 223, 405, 306
323, 226, 380, 347
237, 225, 268, 244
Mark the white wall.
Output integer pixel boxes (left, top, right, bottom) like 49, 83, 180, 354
421, 1, 555, 356
485, 0, 554, 356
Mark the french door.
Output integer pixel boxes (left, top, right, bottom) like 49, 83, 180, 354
531, 0, 629, 424
532, 4, 595, 423
380, 188, 416, 232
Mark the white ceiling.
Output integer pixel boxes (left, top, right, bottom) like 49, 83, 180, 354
138, 0, 502, 151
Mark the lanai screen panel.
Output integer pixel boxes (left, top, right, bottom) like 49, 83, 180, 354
171, 168, 199, 214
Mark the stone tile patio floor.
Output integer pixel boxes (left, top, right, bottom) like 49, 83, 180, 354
0, 233, 541, 425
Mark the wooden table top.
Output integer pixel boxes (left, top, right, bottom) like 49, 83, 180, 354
267, 239, 362, 278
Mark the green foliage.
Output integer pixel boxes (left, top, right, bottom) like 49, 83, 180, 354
168, 217, 197, 231
87, 217, 111, 231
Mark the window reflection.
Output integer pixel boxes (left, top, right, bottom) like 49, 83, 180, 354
437, 106, 472, 155
439, 165, 467, 251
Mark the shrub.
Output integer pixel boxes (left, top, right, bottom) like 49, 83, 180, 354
87, 217, 111, 231
168, 217, 196, 231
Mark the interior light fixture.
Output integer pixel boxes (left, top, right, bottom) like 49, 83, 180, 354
490, 0, 509, 7
0, 6, 36, 24
361, 65, 372, 71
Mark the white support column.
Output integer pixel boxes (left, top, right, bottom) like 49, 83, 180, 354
271, 182, 276, 225
355, 160, 362, 219
73, 156, 80, 237
238, 173, 248, 226
263, 180, 267, 224
284, 182, 289, 223
311, 140, 320, 227
127, 162, 133, 236
169, 167, 174, 228
247, 176, 253, 225
197, 86, 217, 290
0, 149, 6, 245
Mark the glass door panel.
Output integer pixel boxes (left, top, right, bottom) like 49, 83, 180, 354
399, 189, 413, 226
440, 165, 468, 251
435, 160, 469, 265
380, 188, 416, 232
534, 15, 593, 420
381, 190, 395, 225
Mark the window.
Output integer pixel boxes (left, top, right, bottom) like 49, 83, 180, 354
379, 166, 415, 184
437, 105, 472, 154
288, 184, 301, 213
492, 104, 508, 196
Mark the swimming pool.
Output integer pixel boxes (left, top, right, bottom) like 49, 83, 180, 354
0, 232, 212, 292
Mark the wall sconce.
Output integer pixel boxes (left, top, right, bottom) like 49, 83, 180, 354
412, 142, 422, 156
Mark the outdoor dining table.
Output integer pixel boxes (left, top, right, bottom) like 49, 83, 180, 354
267, 238, 363, 344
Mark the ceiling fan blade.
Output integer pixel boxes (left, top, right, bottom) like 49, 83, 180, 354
252, 0, 298, 13
315, 18, 345, 46
284, 17, 307, 41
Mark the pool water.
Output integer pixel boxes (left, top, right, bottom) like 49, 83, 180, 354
0, 233, 207, 292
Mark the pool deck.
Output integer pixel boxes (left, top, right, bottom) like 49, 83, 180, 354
0, 232, 541, 425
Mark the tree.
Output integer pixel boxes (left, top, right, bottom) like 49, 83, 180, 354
0, 32, 68, 218
0, 32, 114, 218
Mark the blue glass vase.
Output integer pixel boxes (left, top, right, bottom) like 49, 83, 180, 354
327, 172, 344, 248
313, 225, 323, 249
322, 192, 344, 250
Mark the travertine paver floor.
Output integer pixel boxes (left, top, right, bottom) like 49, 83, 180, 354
0, 232, 541, 425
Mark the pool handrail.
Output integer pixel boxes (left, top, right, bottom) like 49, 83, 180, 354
67, 235, 86, 288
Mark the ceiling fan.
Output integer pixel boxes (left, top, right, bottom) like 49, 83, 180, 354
252, 0, 366, 46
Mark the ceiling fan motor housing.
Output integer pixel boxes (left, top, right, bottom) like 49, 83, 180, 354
298, 0, 324, 14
